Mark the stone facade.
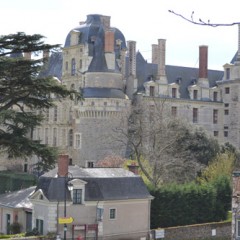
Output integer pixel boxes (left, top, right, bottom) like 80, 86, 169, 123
1, 15, 240, 171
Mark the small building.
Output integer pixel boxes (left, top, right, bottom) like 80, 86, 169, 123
0, 186, 35, 234
30, 155, 153, 240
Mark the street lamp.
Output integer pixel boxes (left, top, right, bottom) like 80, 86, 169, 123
63, 174, 73, 240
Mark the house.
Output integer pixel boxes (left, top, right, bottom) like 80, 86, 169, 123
0, 186, 35, 234
29, 154, 153, 240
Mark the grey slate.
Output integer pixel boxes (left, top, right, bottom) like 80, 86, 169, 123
35, 166, 151, 202
0, 186, 35, 209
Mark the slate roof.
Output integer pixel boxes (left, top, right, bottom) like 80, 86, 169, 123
135, 51, 224, 98
35, 166, 151, 202
82, 87, 128, 99
64, 14, 126, 73
0, 186, 35, 209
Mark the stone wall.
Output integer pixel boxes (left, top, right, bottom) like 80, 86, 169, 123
151, 222, 231, 240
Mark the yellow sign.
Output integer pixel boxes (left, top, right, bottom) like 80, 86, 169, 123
58, 217, 74, 224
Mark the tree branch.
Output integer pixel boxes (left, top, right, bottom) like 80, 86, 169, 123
169, 10, 240, 27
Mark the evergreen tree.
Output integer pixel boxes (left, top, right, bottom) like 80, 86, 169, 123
0, 32, 82, 171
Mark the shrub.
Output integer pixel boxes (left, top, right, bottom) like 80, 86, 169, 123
10, 222, 21, 234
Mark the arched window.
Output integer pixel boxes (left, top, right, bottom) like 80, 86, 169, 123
68, 129, 73, 147
71, 58, 76, 76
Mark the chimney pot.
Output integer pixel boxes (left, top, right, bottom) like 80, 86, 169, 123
58, 154, 69, 177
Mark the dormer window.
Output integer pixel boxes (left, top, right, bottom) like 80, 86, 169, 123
213, 92, 218, 101
226, 68, 230, 80
150, 86, 155, 97
73, 189, 82, 204
69, 179, 87, 205
172, 88, 177, 98
193, 90, 198, 100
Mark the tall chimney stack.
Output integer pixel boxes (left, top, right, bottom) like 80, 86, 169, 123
104, 30, 114, 53
58, 154, 69, 177
199, 45, 208, 79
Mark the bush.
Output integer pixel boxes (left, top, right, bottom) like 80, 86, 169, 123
10, 222, 21, 234
150, 177, 231, 228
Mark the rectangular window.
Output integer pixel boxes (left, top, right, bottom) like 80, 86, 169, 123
226, 68, 230, 80
109, 208, 116, 220
150, 86, 155, 97
213, 92, 218, 101
237, 220, 240, 237
75, 133, 81, 149
73, 189, 82, 204
193, 108, 198, 123
213, 109, 218, 124
225, 87, 230, 94
224, 109, 229, 115
193, 90, 198, 100
54, 106, 58, 122
213, 131, 219, 137
225, 103, 229, 107
224, 131, 228, 137
97, 208, 104, 222
172, 88, 177, 98
171, 106, 177, 117
87, 161, 94, 168
36, 219, 43, 235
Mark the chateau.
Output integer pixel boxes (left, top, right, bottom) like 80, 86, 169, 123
3, 14, 240, 171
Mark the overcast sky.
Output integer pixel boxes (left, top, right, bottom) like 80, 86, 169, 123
1, 0, 239, 70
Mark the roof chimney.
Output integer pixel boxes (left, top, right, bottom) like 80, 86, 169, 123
157, 39, 166, 77
127, 162, 139, 175
104, 30, 114, 53
199, 45, 208, 79
58, 154, 69, 177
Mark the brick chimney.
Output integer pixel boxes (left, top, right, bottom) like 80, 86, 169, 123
127, 162, 139, 175
57, 154, 69, 177
199, 45, 208, 79
104, 30, 114, 53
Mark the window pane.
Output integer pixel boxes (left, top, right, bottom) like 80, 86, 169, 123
110, 209, 116, 219
73, 189, 82, 204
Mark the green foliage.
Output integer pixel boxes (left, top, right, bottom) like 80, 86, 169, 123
0, 32, 83, 171
10, 222, 21, 234
196, 151, 235, 185
150, 176, 231, 228
0, 171, 36, 194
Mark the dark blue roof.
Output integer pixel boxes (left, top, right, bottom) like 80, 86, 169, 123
64, 14, 126, 73
83, 87, 127, 99
35, 166, 151, 201
135, 52, 224, 98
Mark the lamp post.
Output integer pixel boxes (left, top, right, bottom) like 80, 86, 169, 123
63, 173, 73, 240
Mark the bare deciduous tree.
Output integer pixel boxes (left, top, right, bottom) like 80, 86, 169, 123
115, 98, 219, 188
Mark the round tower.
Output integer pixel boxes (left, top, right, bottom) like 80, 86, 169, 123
61, 14, 131, 166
